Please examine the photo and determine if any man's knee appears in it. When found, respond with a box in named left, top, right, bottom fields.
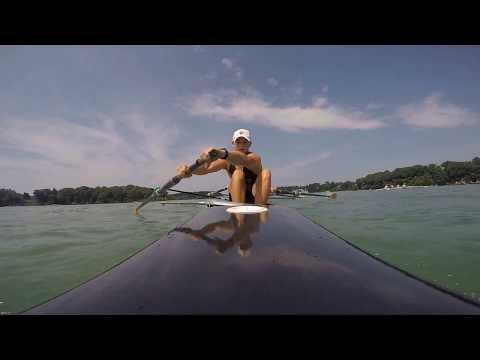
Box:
left=232, top=168, right=245, bottom=180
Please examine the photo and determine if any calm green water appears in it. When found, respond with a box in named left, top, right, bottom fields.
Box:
left=1, top=185, right=479, bottom=314
left=0, top=203, right=199, bottom=314
left=281, top=185, right=480, bottom=302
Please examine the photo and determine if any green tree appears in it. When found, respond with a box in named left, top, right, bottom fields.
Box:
left=33, top=189, right=50, bottom=205
left=441, top=161, right=472, bottom=182
left=97, top=189, right=113, bottom=203
left=0, top=189, right=25, bottom=206
left=57, top=188, right=75, bottom=205
left=47, top=189, right=57, bottom=205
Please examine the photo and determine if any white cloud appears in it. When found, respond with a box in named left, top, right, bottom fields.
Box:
left=221, top=58, right=234, bottom=69
left=267, top=77, right=279, bottom=87
left=0, top=114, right=185, bottom=193
left=0, top=111, right=242, bottom=193
left=189, top=92, right=386, bottom=132
left=398, top=92, right=477, bottom=128
left=221, top=57, right=244, bottom=79
left=321, top=85, right=329, bottom=93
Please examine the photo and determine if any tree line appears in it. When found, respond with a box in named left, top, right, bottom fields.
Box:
left=2, top=156, right=480, bottom=206
left=31, top=185, right=156, bottom=205
left=0, top=185, right=186, bottom=207
left=0, top=189, right=30, bottom=207
left=278, top=156, right=480, bottom=192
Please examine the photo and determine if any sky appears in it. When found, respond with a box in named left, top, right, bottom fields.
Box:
left=1, top=45, right=479, bottom=194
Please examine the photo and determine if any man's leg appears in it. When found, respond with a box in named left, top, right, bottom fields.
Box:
left=229, top=168, right=246, bottom=203
left=253, top=168, right=271, bottom=205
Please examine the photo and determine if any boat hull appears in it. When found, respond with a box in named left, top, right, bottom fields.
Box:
left=23, top=206, right=480, bottom=314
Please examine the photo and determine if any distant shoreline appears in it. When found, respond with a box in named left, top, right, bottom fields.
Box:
left=278, top=156, right=480, bottom=194
left=0, top=186, right=204, bottom=207
left=1, top=182, right=479, bottom=207
left=2, top=156, right=479, bottom=207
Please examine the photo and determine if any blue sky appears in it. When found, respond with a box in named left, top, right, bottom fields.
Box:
left=1, top=45, right=479, bottom=193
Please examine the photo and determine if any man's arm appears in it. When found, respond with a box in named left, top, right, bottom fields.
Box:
left=176, top=159, right=227, bottom=179
left=192, top=159, right=228, bottom=175
left=196, top=147, right=262, bottom=175
left=225, top=151, right=262, bottom=175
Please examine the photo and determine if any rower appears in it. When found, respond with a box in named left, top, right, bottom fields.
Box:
left=176, top=129, right=272, bottom=205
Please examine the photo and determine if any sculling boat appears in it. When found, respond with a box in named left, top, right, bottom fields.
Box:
left=23, top=202, right=480, bottom=314
left=21, top=150, right=480, bottom=314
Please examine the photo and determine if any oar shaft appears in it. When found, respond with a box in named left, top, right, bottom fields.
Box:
left=275, top=191, right=336, bottom=198
left=298, top=193, right=330, bottom=197
left=210, top=187, right=228, bottom=195
left=135, top=149, right=221, bottom=214
left=272, top=193, right=299, bottom=198
left=168, top=188, right=224, bottom=199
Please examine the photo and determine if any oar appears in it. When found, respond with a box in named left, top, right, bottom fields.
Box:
left=275, top=190, right=337, bottom=199
left=270, top=193, right=300, bottom=199
left=134, top=149, right=221, bottom=215
left=307, top=191, right=337, bottom=199
left=207, top=187, right=228, bottom=197
left=168, top=188, right=225, bottom=200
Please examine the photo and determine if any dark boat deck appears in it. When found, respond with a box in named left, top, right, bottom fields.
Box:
left=24, top=205, right=480, bottom=314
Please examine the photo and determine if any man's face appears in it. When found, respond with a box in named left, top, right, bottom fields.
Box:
left=233, top=137, right=251, bottom=153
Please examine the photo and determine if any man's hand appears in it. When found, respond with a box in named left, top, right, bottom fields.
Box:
left=176, top=164, right=192, bottom=178
left=200, top=147, right=226, bottom=165
left=200, top=147, right=215, bottom=165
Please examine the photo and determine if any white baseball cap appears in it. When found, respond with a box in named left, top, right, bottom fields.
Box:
left=232, top=129, right=251, bottom=143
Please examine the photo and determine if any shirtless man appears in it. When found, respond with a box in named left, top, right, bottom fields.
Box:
left=176, top=129, right=272, bottom=205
